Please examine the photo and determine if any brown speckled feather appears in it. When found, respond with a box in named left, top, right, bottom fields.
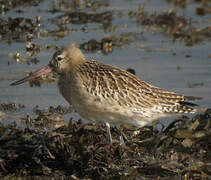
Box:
left=50, top=43, right=201, bottom=127
left=77, top=60, right=200, bottom=114
left=10, top=43, right=202, bottom=142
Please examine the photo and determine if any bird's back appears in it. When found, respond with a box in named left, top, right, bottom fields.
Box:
left=59, top=60, right=200, bottom=127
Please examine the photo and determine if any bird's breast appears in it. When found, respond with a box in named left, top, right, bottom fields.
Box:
left=58, top=74, right=98, bottom=110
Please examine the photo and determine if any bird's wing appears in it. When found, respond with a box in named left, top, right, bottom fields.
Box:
left=78, top=60, right=201, bottom=113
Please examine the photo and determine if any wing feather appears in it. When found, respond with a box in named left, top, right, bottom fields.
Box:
left=78, top=60, right=201, bottom=114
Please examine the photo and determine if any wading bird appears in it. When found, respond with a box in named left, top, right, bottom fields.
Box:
left=11, top=43, right=201, bottom=144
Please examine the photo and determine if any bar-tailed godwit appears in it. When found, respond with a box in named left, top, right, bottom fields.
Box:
left=11, top=43, right=201, bottom=144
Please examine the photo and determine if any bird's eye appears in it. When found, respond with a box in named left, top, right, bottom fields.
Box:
left=57, top=55, right=64, bottom=61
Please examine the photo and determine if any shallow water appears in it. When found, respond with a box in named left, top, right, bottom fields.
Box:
left=0, top=0, right=210, bottom=126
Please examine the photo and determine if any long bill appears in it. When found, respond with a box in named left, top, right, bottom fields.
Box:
left=10, top=66, right=52, bottom=86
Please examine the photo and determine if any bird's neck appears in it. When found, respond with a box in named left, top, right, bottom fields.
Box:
left=64, top=57, right=87, bottom=77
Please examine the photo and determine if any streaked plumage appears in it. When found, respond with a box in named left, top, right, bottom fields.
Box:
left=11, top=43, right=201, bottom=143
left=53, top=44, right=200, bottom=128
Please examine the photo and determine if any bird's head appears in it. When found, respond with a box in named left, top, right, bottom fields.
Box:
left=10, top=43, right=85, bottom=86
left=49, top=43, right=85, bottom=75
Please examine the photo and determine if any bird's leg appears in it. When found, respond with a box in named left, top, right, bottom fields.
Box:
left=115, top=125, right=128, bottom=145
left=105, top=122, right=113, bottom=144
left=121, top=131, right=128, bottom=144
left=119, top=134, right=124, bottom=145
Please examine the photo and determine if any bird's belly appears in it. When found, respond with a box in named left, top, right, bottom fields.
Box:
left=71, top=93, right=156, bottom=127
left=58, top=79, right=158, bottom=127
left=72, top=94, right=125, bottom=124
